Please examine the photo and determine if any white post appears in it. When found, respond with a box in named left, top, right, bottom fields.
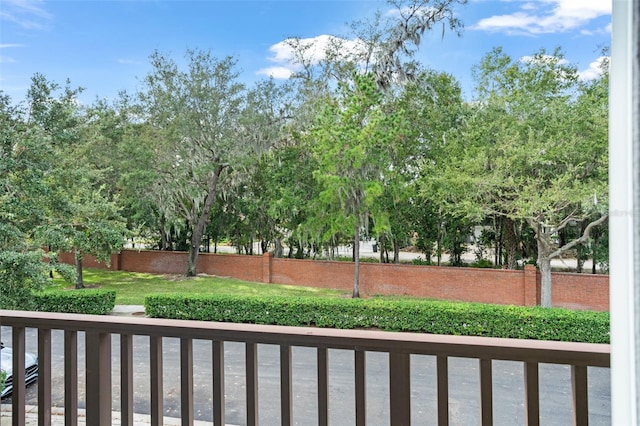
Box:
left=610, top=1, right=639, bottom=425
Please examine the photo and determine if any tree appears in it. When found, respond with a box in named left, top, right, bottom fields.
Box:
left=0, top=93, right=53, bottom=308
left=220, top=78, right=300, bottom=255
left=25, top=76, right=128, bottom=288
left=286, top=0, right=467, bottom=295
left=138, top=49, right=246, bottom=276
left=394, top=69, right=465, bottom=264
left=425, top=47, right=608, bottom=307
left=42, top=181, right=127, bottom=288
left=310, top=72, right=408, bottom=297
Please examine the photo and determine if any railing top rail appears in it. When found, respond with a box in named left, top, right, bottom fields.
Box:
left=0, top=310, right=610, bottom=367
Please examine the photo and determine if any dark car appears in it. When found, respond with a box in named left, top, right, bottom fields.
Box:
left=0, top=342, right=39, bottom=398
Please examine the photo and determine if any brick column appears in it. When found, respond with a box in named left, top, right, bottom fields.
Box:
left=111, top=252, right=122, bottom=271
left=523, top=264, right=538, bottom=306
left=262, top=252, right=272, bottom=283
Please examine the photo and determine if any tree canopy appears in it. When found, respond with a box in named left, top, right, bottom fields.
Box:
left=0, top=0, right=609, bottom=309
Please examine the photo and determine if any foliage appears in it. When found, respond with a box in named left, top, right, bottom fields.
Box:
left=32, top=289, right=116, bottom=315
left=470, top=258, right=494, bottom=268
left=0, top=0, right=609, bottom=310
left=145, top=294, right=609, bottom=343
left=136, top=49, right=252, bottom=276
left=0, top=86, right=59, bottom=306
left=307, top=72, right=408, bottom=296
left=0, top=370, right=5, bottom=394
left=422, top=47, right=609, bottom=306
left=0, top=250, right=50, bottom=310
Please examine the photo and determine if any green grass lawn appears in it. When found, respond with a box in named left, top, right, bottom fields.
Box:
left=49, top=268, right=348, bottom=305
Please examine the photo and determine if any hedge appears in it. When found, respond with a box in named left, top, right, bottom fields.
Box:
left=31, top=289, right=116, bottom=315
left=145, top=294, right=610, bottom=344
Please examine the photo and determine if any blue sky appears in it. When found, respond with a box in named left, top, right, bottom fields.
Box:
left=0, top=0, right=611, bottom=104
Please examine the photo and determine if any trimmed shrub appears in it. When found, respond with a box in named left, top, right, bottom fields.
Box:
left=145, top=294, right=609, bottom=344
left=32, top=290, right=116, bottom=315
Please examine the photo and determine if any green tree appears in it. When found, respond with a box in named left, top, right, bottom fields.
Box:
left=394, top=69, right=465, bottom=264
left=0, top=93, right=53, bottom=308
left=310, top=72, right=408, bottom=297
left=138, top=49, right=246, bottom=276
left=41, top=182, right=127, bottom=288
left=425, top=47, right=608, bottom=307
left=25, top=76, right=128, bottom=288
left=0, top=74, right=97, bottom=303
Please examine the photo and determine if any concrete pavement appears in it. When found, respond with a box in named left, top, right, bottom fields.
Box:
left=0, top=404, right=216, bottom=425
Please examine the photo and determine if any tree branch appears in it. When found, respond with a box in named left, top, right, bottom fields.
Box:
left=549, top=213, right=608, bottom=259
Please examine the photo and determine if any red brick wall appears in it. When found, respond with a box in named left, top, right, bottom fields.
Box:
left=120, top=250, right=186, bottom=274
left=550, top=272, right=609, bottom=311
left=61, top=250, right=609, bottom=311
left=57, top=251, right=121, bottom=270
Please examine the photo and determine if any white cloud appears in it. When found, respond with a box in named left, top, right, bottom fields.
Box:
left=472, top=0, right=611, bottom=35
left=0, top=0, right=51, bottom=30
left=266, top=40, right=296, bottom=64
left=258, top=35, right=370, bottom=80
left=256, top=66, right=294, bottom=79
left=578, top=56, right=608, bottom=81
left=0, top=44, right=23, bottom=64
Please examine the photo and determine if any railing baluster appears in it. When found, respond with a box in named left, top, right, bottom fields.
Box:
left=389, top=351, right=411, bottom=426
left=38, top=328, right=52, bottom=426
left=0, top=310, right=611, bottom=426
left=246, top=342, right=258, bottom=426
left=150, top=335, right=163, bottom=426
left=280, top=345, right=292, bottom=426
left=571, top=365, right=589, bottom=426
left=85, top=331, right=112, bottom=425
left=64, top=330, right=78, bottom=426
left=317, top=347, right=329, bottom=426
left=479, top=358, right=493, bottom=426
left=181, top=338, right=194, bottom=426
left=355, top=349, right=366, bottom=426
left=213, top=340, right=225, bottom=426
left=437, top=355, right=449, bottom=426
left=11, top=326, right=25, bottom=426
left=120, top=334, right=134, bottom=426
left=524, top=361, right=540, bottom=426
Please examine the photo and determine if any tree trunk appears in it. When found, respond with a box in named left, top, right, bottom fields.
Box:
left=538, top=253, right=552, bottom=308
left=533, top=227, right=553, bottom=308
left=159, top=221, right=168, bottom=250
left=353, top=224, right=360, bottom=298
left=75, top=251, right=84, bottom=289
left=187, top=167, right=224, bottom=277
left=530, top=214, right=608, bottom=307
left=576, top=254, right=585, bottom=273
left=591, top=231, right=599, bottom=274
left=532, top=225, right=558, bottom=308
left=274, top=239, right=284, bottom=258
left=392, top=238, right=400, bottom=264
left=503, top=217, right=518, bottom=269
left=436, top=223, right=443, bottom=266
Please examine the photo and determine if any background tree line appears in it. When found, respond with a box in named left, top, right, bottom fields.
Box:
left=0, top=0, right=608, bottom=306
